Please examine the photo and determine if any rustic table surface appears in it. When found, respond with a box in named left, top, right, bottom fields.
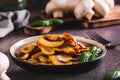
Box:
left=0, top=0, right=120, bottom=80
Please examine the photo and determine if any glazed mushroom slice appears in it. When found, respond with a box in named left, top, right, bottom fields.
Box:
left=15, top=52, right=29, bottom=60
left=31, top=52, right=43, bottom=63
left=49, top=55, right=65, bottom=65
left=49, top=55, right=72, bottom=65
left=40, top=46, right=55, bottom=55
left=20, top=44, right=35, bottom=54
left=38, top=55, right=51, bottom=63
left=55, top=54, right=79, bottom=62
left=62, top=32, right=80, bottom=52
left=46, top=34, right=59, bottom=41
left=37, top=36, right=64, bottom=48
left=53, top=46, right=76, bottom=54
left=16, top=44, right=35, bottom=60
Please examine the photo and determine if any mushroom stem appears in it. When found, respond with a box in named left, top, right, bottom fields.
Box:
left=0, top=71, right=10, bottom=80
left=53, top=10, right=64, bottom=18
left=85, top=9, right=95, bottom=20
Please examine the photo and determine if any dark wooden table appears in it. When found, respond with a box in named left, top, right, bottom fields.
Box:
left=0, top=1, right=120, bottom=80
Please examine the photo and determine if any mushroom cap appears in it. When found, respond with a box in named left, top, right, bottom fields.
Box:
left=94, top=0, right=110, bottom=17
left=74, top=0, right=94, bottom=20
left=0, top=52, right=9, bottom=73
left=45, top=0, right=67, bottom=15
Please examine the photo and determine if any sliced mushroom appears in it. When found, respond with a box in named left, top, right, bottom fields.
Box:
left=78, top=41, right=88, bottom=48
left=20, top=44, right=35, bottom=54
left=31, top=52, right=43, bottom=63
left=53, top=46, right=76, bottom=54
left=17, top=52, right=29, bottom=60
left=40, top=46, right=55, bottom=55
left=38, top=36, right=64, bottom=47
left=49, top=55, right=64, bottom=65
left=46, top=34, right=59, bottom=41
left=56, top=55, right=78, bottom=62
left=38, top=56, right=51, bottom=63
left=62, top=33, right=80, bottom=52
left=49, top=55, right=73, bottom=65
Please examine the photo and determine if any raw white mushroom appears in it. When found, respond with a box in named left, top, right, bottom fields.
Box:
left=93, top=0, right=110, bottom=17
left=0, top=52, right=10, bottom=80
left=45, top=0, right=115, bottom=20
left=74, top=0, right=95, bottom=20
left=45, top=0, right=67, bottom=18
left=66, top=0, right=80, bottom=12
left=104, top=0, right=115, bottom=9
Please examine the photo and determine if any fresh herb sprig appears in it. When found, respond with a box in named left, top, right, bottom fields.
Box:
left=31, top=18, right=64, bottom=27
left=80, top=46, right=102, bottom=63
left=103, top=68, right=120, bottom=80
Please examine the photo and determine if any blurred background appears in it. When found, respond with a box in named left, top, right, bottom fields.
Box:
left=26, top=0, right=120, bottom=10
left=0, top=0, right=119, bottom=12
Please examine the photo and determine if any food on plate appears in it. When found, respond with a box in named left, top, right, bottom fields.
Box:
left=37, top=35, right=64, bottom=48
left=15, top=33, right=102, bottom=65
left=45, top=0, right=115, bottom=20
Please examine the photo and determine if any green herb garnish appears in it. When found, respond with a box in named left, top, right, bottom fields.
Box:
left=80, top=46, right=102, bottom=63
left=31, top=18, right=64, bottom=27
left=103, top=69, right=120, bottom=80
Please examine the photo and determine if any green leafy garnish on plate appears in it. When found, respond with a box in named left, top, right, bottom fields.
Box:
left=80, top=46, right=102, bottom=63
left=80, top=51, right=93, bottom=63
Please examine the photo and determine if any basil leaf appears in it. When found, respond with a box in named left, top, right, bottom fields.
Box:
left=80, top=46, right=102, bottom=63
left=89, top=46, right=102, bottom=57
left=80, top=51, right=92, bottom=63
left=31, top=18, right=64, bottom=27
left=31, top=20, right=52, bottom=26
left=51, top=18, right=64, bottom=25
left=103, top=71, right=120, bottom=80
